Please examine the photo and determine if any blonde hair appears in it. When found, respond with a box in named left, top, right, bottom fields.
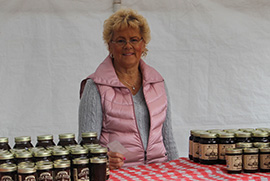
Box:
left=103, top=8, right=151, bottom=56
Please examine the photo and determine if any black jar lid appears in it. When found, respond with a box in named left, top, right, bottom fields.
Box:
left=37, top=134, right=53, bottom=141
left=0, top=163, right=17, bottom=172
left=82, top=132, right=97, bottom=138
left=0, top=137, right=8, bottom=143
left=59, top=133, right=75, bottom=139
left=225, top=148, right=242, bottom=154
left=218, top=132, right=235, bottom=138
left=15, top=136, right=31, bottom=143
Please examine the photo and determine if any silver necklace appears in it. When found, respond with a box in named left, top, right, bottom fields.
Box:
left=124, top=80, right=136, bottom=90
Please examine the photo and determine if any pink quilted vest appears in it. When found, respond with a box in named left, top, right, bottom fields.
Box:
left=80, top=56, right=168, bottom=167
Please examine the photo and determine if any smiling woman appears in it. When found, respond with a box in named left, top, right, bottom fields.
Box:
left=79, top=8, right=179, bottom=170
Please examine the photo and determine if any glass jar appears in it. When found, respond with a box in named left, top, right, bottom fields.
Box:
left=34, top=149, right=52, bottom=162
left=36, top=134, right=56, bottom=148
left=225, top=148, right=242, bottom=174
left=0, top=163, right=17, bottom=181
left=235, top=132, right=252, bottom=143
left=218, top=132, right=235, bottom=164
left=199, top=133, right=218, bottom=165
left=72, top=158, right=89, bottom=180
left=90, top=147, right=108, bottom=159
left=13, top=136, right=33, bottom=150
left=52, top=148, right=70, bottom=162
left=57, top=133, right=77, bottom=147
left=90, top=157, right=107, bottom=181
left=15, top=150, right=33, bottom=164
left=71, top=147, right=88, bottom=160
left=243, top=147, right=259, bottom=173
left=36, top=161, right=53, bottom=181
left=17, top=162, right=37, bottom=181
left=54, top=160, right=71, bottom=181
left=0, top=137, right=11, bottom=151
left=192, top=131, right=202, bottom=163
left=259, top=147, right=270, bottom=172
left=80, top=132, right=99, bottom=146
left=188, top=130, right=194, bottom=160
left=0, top=151, right=15, bottom=165
left=251, top=131, right=269, bottom=143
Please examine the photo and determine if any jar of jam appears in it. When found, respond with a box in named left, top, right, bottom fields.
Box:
left=192, top=131, right=203, bottom=163
left=57, top=133, right=77, bottom=147
left=80, top=132, right=99, bottom=146
left=52, top=148, right=70, bottom=162
left=0, top=163, right=17, bottom=181
left=243, top=147, right=259, bottom=173
left=15, top=150, right=33, bottom=164
left=54, top=160, right=71, bottom=181
left=72, top=158, right=89, bottom=180
left=36, top=134, right=56, bottom=148
left=199, top=132, right=218, bottom=165
left=90, top=147, right=108, bottom=159
left=0, top=137, right=11, bottom=151
left=90, top=157, right=107, bottom=181
left=83, top=144, right=101, bottom=158
left=36, top=161, right=53, bottom=181
left=17, top=162, right=37, bottom=181
left=235, top=132, right=252, bottom=143
left=13, top=136, right=33, bottom=150
left=253, top=142, right=270, bottom=148
left=259, top=147, right=270, bottom=172
left=34, top=149, right=52, bottom=162
left=225, top=148, right=242, bottom=174
left=188, top=130, right=194, bottom=160
left=0, top=151, right=15, bottom=164
left=235, top=142, right=253, bottom=149
left=71, top=147, right=88, bottom=160
left=218, top=132, right=235, bottom=164
left=251, top=131, right=269, bottom=143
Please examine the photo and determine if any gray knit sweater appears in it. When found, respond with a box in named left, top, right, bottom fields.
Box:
left=78, top=79, right=179, bottom=161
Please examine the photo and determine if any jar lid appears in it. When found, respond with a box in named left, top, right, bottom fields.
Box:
left=260, top=147, right=270, bottom=153
left=0, top=137, right=8, bottom=143
left=235, top=131, right=251, bottom=138
left=193, top=131, right=207, bottom=137
left=199, top=133, right=217, bottom=138
left=34, top=150, right=52, bottom=157
left=190, top=130, right=205, bottom=135
left=65, top=145, right=83, bottom=151
left=46, top=145, right=63, bottom=151
left=52, top=149, right=69, bottom=156
left=36, top=161, right=53, bottom=170
left=207, top=129, right=223, bottom=134
left=225, top=148, right=242, bottom=154
left=72, top=158, right=89, bottom=165
left=37, top=134, right=53, bottom=141
left=236, top=142, right=253, bottom=148
left=83, top=144, right=100, bottom=150
left=59, top=133, right=75, bottom=139
left=71, top=147, right=88, bottom=155
left=251, top=131, right=268, bottom=137
left=10, top=148, right=26, bottom=154
left=15, top=151, right=33, bottom=158
left=253, top=142, right=270, bottom=148
left=90, top=157, right=107, bottom=164
left=223, top=129, right=238, bottom=133
left=18, top=164, right=36, bottom=174
left=53, top=160, right=70, bottom=168
left=82, top=132, right=97, bottom=138
left=0, top=151, right=14, bottom=160
left=0, top=163, right=17, bottom=172
left=91, top=147, right=108, bottom=154
left=243, top=147, right=258, bottom=153
left=218, top=132, right=235, bottom=138
left=15, top=136, right=31, bottom=142
left=255, top=128, right=270, bottom=132
left=239, top=128, right=254, bottom=132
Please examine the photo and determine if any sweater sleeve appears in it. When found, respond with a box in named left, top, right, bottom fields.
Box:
left=78, top=79, right=103, bottom=142
left=162, top=83, right=179, bottom=161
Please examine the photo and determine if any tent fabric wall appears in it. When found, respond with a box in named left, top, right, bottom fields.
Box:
left=1, top=0, right=270, bottom=157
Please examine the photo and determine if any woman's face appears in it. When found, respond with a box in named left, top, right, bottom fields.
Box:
left=109, top=27, right=145, bottom=70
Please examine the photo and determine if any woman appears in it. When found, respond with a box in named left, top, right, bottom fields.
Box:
left=79, top=8, right=178, bottom=169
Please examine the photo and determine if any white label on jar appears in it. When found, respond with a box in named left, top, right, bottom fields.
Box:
left=218, top=144, right=235, bottom=160
left=226, top=155, right=242, bottom=171
left=189, top=140, right=193, bottom=156
left=192, top=142, right=199, bottom=158
left=243, top=154, right=258, bottom=170
left=1, top=176, right=13, bottom=181
left=199, top=144, right=218, bottom=160
left=260, top=154, right=270, bottom=169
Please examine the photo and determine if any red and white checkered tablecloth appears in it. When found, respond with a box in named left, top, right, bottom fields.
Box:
left=109, top=157, right=270, bottom=181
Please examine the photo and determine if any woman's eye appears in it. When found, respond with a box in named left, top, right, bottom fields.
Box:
left=117, top=40, right=126, bottom=43
left=131, top=39, right=139, bottom=43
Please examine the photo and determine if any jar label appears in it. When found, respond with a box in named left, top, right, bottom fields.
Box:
left=243, top=154, right=258, bottom=170
left=260, top=154, right=270, bottom=169
left=18, top=175, right=36, bottom=181
left=192, top=142, right=199, bottom=158
left=1, top=176, right=13, bottom=181
left=218, top=144, right=235, bottom=160
left=226, top=155, right=242, bottom=171
left=189, top=140, right=193, bottom=156
left=199, top=144, right=218, bottom=160
left=38, top=172, right=53, bottom=181
left=55, top=171, right=70, bottom=181
left=73, top=167, right=89, bottom=180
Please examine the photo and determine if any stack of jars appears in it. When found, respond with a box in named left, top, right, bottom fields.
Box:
left=0, top=132, right=109, bottom=181
left=188, top=128, right=270, bottom=174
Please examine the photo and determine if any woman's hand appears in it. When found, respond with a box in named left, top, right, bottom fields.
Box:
left=108, top=151, right=125, bottom=170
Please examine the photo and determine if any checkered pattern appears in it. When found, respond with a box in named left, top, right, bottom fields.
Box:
left=109, top=157, right=270, bottom=180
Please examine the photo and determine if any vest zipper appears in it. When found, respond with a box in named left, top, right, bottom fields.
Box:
left=144, top=151, right=147, bottom=164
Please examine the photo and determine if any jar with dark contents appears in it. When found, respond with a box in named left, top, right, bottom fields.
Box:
left=0, top=137, right=11, bottom=151
left=235, top=142, right=253, bottom=149
left=90, top=147, right=109, bottom=180
left=192, top=131, right=202, bottom=163
left=199, top=132, right=218, bottom=165
left=243, top=147, right=259, bottom=173
left=13, top=136, right=33, bottom=150
left=0, top=151, right=15, bottom=164
left=52, top=149, right=70, bottom=162
left=259, top=147, right=270, bottom=172
left=0, top=163, right=17, bottom=181
left=34, top=149, right=52, bottom=162
left=17, top=162, right=37, bottom=181
left=36, top=161, right=53, bottom=181
left=225, top=148, right=242, bottom=174
left=15, top=150, right=33, bottom=165
left=90, top=157, right=107, bottom=181
left=36, top=135, right=56, bottom=148
left=217, top=132, right=235, bottom=164
left=80, top=132, right=99, bottom=146
left=72, top=158, right=89, bottom=180
left=54, top=160, right=71, bottom=181
left=251, top=131, right=269, bottom=143
left=235, top=132, right=252, bottom=143
left=57, top=133, right=77, bottom=147
left=71, top=147, right=88, bottom=160
left=188, top=130, right=194, bottom=160
left=83, top=144, right=100, bottom=158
